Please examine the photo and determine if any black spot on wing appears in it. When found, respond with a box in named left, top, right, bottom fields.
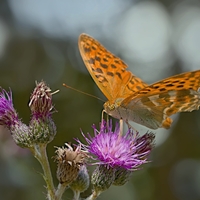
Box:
left=177, top=85, right=184, bottom=88
left=107, top=72, right=114, bottom=77
left=93, top=67, right=103, bottom=74
left=172, top=80, right=180, bottom=83
left=159, top=88, right=166, bottom=91
left=152, top=85, right=160, bottom=89
left=114, top=60, right=120, bottom=64
left=87, top=58, right=95, bottom=64
left=95, top=74, right=108, bottom=83
left=180, top=81, right=186, bottom=84
left=84, top=47, right=91, bottom=53
left=116, top=72, right=122, bottom=80
left=136, top=85, right=142, bottom=90
left=100, top=63, right=108, bottom=69
left=111, top=64, right=117, bottom=68
left=92, top=46, right=97, bottom=50
left=166, top=84, right=174, bottom=87
left=106, top=54, right=112, bottom=59
left=103, top=58, right=109, bottom=62
left=95, top=56, right=101, bottom=62
left=130, top=79, right=135, bottom=84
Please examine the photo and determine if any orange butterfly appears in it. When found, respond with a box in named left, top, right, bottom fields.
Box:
left=78, top=33, right=200, bottom=129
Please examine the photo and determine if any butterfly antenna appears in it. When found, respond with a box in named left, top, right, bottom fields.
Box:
left=63, top=83, right=105, bottom=102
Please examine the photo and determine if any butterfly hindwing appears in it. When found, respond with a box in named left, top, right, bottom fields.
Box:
left=121, top=70, right=200, bottom=129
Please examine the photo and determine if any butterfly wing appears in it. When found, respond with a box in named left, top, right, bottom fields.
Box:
left=120, top=70, right=200, bottom=129
left=78, top=34, right=148, bottom=103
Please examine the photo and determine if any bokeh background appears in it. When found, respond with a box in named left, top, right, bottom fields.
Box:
left=0, top=0, right=200, bottom=200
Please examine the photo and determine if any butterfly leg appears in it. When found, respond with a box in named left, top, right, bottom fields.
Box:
left=101, top=109, right=107, bottom=122
left=119, top=119, right=123, bottom=136
left=101, top=109, right=104, bottom=121
left=102, top=109, right=110, bottom=130
left=119, top=119, right=139, bottom=136
left=125, top=119, right=138, bottom=133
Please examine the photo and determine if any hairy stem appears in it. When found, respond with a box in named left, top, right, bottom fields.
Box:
left=32, top=144, right=55, bottom=200
left=55, top=183, right=68, bottom=200
left=86, top=190, right=101, bottom=200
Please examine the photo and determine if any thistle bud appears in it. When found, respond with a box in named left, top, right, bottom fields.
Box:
left=91, top=165, right=115, bottom=193
left=54, top=144, right=87, bottom=185
left=112, top=167, right=132, bottom=186
left=70, top=165, right=89, bottom=193
left=29, top=81, right=57, bottom=144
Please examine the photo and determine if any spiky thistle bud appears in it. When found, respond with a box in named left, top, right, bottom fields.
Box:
left=54, top=143, right=88, bottom=185
left=91, top=164, right=115, bottom=193
left=70, top=165, right=89, bottom=193
left=29, top=81, right=57, bottom=144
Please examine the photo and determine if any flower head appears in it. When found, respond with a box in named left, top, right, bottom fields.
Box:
left=80, top=120, right=155, bottom=170
left=0, top=89, right=19, bottom=128
left=79, top=120, right=155, bottom=193
left=0, top=89, right=31, bottom=148
left=54, top=143, right=88, bottom=185
left=29, top=81, right=56, bottom=119
left=28, top=81, right=58, bottom=144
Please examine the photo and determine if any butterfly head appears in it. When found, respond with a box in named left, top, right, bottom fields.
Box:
left=103, top=99, right=124, bottom=120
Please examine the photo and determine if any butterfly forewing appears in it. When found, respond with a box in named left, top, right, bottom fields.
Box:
left=78, top=34, right=148, bottom=103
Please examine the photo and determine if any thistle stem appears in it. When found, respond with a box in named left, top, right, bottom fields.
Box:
left=73, top=191, right=80, bottom=200
left=86, top=190, right=101, bottom=200
left=32, top=144, right=55, bottom=200
left=55, top=183, right=68, bottom=200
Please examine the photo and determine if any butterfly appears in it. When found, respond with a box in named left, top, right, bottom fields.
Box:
left=78, top=33, right=200, bottom=129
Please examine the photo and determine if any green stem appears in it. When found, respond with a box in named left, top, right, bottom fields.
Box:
left=85, top=190, right=101, bottom=200
left=32, top=144, right=55, bottom=200
left=73, top=190, right=80, bottom=200
left=55, top=183, right=68, bottom=200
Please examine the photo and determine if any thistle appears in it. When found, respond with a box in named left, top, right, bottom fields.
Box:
left=55, top=143, right=88, bottom=185
left=29, top=81, right=57, bottom=144
left=54, top=143, right=88, bottom=199
left=0, top=89, right=30, bottom=147
left=78, top=120, right=155, bottom=198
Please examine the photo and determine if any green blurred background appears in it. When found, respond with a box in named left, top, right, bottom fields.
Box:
left=0, top=0, right=200, bottom=200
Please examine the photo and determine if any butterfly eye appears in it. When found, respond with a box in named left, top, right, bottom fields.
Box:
left=108, top=104, right=115, bottom=110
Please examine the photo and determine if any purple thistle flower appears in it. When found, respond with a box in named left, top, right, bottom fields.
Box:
left=0, top=89, right=19, bottom=128
left=80, top=120, right=155, bottom=170
left=0, top=89, right=31, bottom=148
left=79, top=120, right=155, bottom=194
